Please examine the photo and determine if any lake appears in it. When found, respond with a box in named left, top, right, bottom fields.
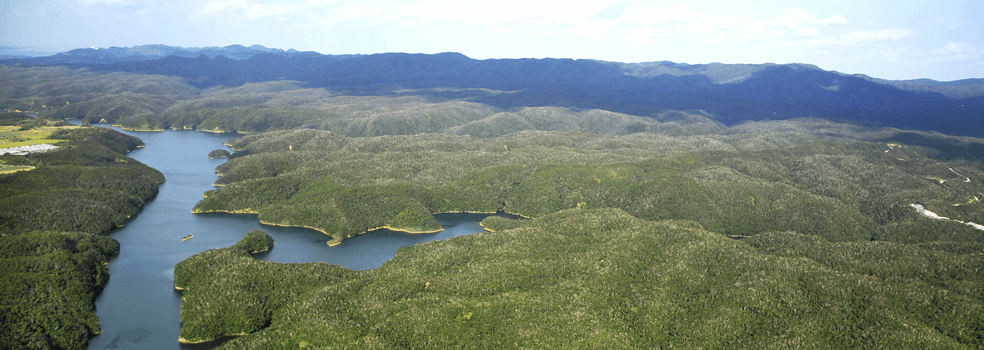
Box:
left=77, top=124, right=506, bottom=349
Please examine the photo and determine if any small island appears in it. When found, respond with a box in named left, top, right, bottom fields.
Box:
left=207, top=149, right=231, bottom=159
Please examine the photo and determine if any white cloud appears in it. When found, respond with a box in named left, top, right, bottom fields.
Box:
left=795, top=26, right=818, bottom=36
left=570, top=18, right=617, bottom=39
left=616, top=3, right=705, bottom=25
left=487, top=26, right=519, bottom=33
left=814, top=15, right=846, bottom=25
left=80, top=0, right=128, bottom=5
left=843, top=29, right=914, bottom=43
left=926, top=42, right=980, bottom=63
left=768, top=8, right=846, bottom=27
left=930, top=42, right=975, bottom=55
left=192, top=0, right=341, bottom=21
left=387, top=0, right=614, bottom=26
left=729, top=30, right=784, bottom=43
left=245, top=3, right=297, bottom=19
left=621, top=26, right=671, bottom=45
left=199, top=0, right=247, bottom=15
left=768, top=8, right=812, bottom=27
left=528, top=30, right=557, bottom=37
left=335, top=5, right=390, bottom=21
left=616, top=5, right=843, bottom=46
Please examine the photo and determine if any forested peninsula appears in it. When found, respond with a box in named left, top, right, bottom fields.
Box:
left=0, top=117, right=164, bottom=350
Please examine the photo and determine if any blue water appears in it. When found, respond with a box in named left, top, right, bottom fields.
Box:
left=76, top=123, right=504, bottom=349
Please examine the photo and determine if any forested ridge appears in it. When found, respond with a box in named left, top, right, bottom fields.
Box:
left=3, top=57, right=983, bottom=137
left=0, top=119, right=165, bottom=350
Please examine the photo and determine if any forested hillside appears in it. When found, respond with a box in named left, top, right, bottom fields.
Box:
left=195, top=120, right=984, bottom=245
left=0, top=119, right=165, bottom=350
left=0, top=125, right=165, bottom=234
left=174, top=110, right=984, bottom=348
left=175, top=209, right=984, bottom=348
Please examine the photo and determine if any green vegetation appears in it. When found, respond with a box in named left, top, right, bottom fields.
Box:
left=175, top=209, right=984, bottom=348
left=0, top=111, right=33, bottom=125
left=232, top=230, right=275, bottom=253
left=5, top=63, right=984, bottom=348
left=1, top=66, right=722, bottom=136
left=194, top=125, right=984, bottom=245
left=208, top=149, right=231, bottom=159
left=0, top=123, right=164, bottom=350
left=175, top=111, right=984, bottom=348
left=0, top=231, right=119, bottom=350
left=174, top=230, right=354, bottom=343
left=1, top=126, right=165, bottom=235
left=0, top=166, right=33, bottom=174
left=0, top=120, right=74, bottom=149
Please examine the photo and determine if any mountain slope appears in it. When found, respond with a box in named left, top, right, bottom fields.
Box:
left=3, top=47, right=982, bottom=137
left=64, top=52, right=979, bottom=137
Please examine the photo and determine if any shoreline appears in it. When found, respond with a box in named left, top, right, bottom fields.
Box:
left=192, top=208, right=531, bottom=246
left=178, top=333, right=247, bottom=344
left=113, top=124, right=166, bottom=132
left=73, top=120, right=244, bottom=135
left=439, top=209, right=532, bottom=219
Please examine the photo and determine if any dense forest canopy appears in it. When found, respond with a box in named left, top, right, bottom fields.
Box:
left=175, top=209, right=984, bottom=348
left=177, top=85, right=983, bottom=347
left=194, top=120, right=984, bottom=245
left=1, top=48, right=982, bottom=348
left=0, top=118, right=165, bottom=350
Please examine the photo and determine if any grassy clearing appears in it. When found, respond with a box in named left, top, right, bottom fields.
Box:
left=0, top=166, right=35, bottom=174
left=0, top=124, right=78, bottom=149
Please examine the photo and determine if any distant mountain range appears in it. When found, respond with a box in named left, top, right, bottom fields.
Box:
left=0, top=44, right=352, bottom=64
left=3, top=44, right=982, bottom=137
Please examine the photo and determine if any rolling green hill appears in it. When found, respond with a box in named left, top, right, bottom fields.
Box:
left=194, top=121, right=984, bottom=245
left=175, top=208, right=984, bottom=348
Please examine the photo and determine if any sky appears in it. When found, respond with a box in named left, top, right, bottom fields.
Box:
left=2, top=0, right=982, bottom=81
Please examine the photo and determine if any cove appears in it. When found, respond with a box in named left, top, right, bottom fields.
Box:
left=77, top=123, right=506, bottom=350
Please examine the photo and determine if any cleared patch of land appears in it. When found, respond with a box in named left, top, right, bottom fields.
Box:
left=0, top=166, right=35, bottom=174
left=0, top=124, right=76, bottom=149
left=0, top=123, right=81, bottom=173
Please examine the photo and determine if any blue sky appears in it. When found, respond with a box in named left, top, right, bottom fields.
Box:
left=2, top=0, right=982, bottom=81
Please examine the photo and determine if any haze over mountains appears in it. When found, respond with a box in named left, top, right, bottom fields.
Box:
left=1, top=44, right=334, bottom=64
left=2, top=44, right=982, bottom=138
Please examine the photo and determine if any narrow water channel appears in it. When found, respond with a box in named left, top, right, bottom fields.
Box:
left=79, top=124, right=502, bottom=349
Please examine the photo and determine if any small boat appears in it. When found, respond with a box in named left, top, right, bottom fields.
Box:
left=182, top=234, right=193, bottom=241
